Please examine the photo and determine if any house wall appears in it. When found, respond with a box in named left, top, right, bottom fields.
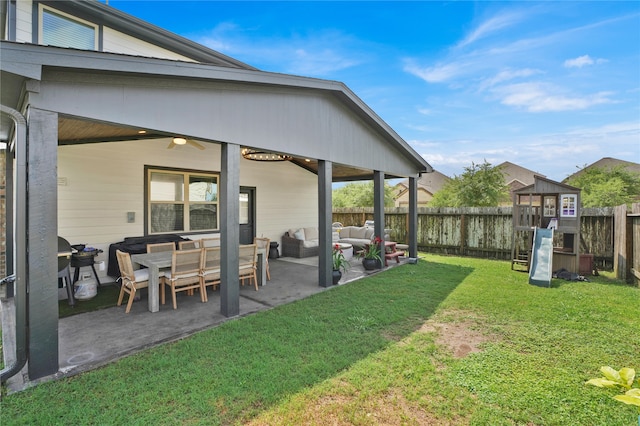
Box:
left=12, top=1, right=194, bottom=62
left=14, top=0, right=31, bottom=42
left=395, top=188, right=432, bottom=208
left=102, top=27, right=195, bottom=62
left=58, top=138, right=318, bottom=281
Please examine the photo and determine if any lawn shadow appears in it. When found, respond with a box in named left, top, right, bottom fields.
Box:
left=4, top=259, right=473, bottom=424
left=156, top=258, right=474, bottom=423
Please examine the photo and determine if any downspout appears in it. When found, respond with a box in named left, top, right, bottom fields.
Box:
left=0, top=104, right=28, bottom=383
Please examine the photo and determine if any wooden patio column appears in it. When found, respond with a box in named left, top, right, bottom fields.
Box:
left=26, top=107, right=59, bottom=379
left=220, top=143, right=240, bottom=317
left=408, top=176, right=418, bottom=258
left=318, top=160, right=332, bottom=287
left=373, top=170, right=385, bottom=249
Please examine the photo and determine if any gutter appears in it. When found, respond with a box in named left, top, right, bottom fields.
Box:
left=0, top=104, right=27, bottom=383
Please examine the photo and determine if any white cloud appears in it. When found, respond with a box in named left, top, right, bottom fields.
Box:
left=564, top=55, right=594, bottom=68
left=494, top=82, right=614, bottom=112
left=194, top=26, right=367, bottom=77
left=457, top=11, right=526, bottom=48
left=479, top=68, right=543, bottom=91
left=403, top=61, right=468, bottom=83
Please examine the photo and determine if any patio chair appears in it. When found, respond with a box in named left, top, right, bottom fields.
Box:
left=178, top=240, right=200, bottom=250
left=201, top=237, right=220, bottom=248
left=253, top=237, right=271, bottom=280
left=165, top=248, right=206, bottom=309
left=146, top=242, right=175, bottom=253
left=199, top=246, right=221, bottom=301
left=239, top=244, right=258, bottom=291
left=116, top=249, right=165, bottom=313
left=146, top=242, right=174, bottom=286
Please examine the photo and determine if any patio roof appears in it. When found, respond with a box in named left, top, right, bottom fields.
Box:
left=1, top=41, right=431, bottom=180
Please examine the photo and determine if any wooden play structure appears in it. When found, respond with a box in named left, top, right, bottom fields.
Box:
left=511, top=176, right=583, bottom=280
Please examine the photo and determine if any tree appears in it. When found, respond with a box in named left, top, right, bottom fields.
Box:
left=430, top=160, right=509, bottom=207
left=566, top=165, right=640, bottom=207
left=332, top=181, right=395, bottom=208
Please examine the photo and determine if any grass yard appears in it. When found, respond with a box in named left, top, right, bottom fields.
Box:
left=1, top=254, right=638, bottom=425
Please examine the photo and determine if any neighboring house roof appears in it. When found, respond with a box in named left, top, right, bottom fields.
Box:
left=394, top=170, right=451, bottom=198
left=36, top=0, right=256, bottom=69
left=497, top=161, right=544, bottom=187
left=562, top=157, right=640, bottom=183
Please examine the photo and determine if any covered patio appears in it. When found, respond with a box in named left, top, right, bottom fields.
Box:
left=1, top=41, right=429, bottom=386
left=2, top=255, right=407, bottom=392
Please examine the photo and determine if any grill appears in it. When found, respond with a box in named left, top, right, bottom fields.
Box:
left=70, top=245, right=103, bottom=285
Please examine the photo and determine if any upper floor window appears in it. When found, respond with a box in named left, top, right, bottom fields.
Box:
left=147, top=168, right=219, bottom=234
left=39, top=5, right=97, bottom=50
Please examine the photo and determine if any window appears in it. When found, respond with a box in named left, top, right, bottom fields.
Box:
left=40, top=5, right=97, bottom=50
left=560, top=194, right=577, bottom=218
left=148, top=169, right=219, bottom=234
left=543, top=196, right=556, bottom=217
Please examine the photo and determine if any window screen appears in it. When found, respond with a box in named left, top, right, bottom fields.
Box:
left=41, top=8, right=96, bottom=50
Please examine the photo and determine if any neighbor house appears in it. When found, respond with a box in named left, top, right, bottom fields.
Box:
left=497, top=161, right=545, bottom=204
left=0, top=0, right=431, bottom=383
left=393, top=170, right=451, bottom=207
left=562, top=157, right=640, bottom=183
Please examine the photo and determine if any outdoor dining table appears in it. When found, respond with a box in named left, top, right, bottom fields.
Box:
left=131, top=246, right=267, bottom=313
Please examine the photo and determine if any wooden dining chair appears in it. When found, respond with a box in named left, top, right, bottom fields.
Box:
left=115, top=250, right=165, bottom=313
left=146, top=242, right=175, bottom=253
left=200, top=237, right=220, bottom=248
left=178, top=240, right=200, bottom=250
left=146, top=242, right=174, bottom=286
left=199, top=246, right=221, bottom=302
left=239, top=244, right=258, bottom=291
left=165, top=248, right=206, bottom=309
left=253, top=237, right=271, bottom=280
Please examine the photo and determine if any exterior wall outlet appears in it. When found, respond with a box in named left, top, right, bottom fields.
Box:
left=127, top=212, right=135, bottom=223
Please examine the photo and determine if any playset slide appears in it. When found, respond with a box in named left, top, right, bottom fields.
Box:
left=528, top=227, right=554, bottom=287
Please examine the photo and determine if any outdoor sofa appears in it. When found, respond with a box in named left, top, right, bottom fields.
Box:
left=281, top=226, right=388, bottom=258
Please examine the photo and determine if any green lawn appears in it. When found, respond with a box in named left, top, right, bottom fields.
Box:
left=2, top=254, right=638, bottom=425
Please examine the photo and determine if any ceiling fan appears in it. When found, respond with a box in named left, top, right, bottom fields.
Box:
left=167, top=137, right=205, bottom=150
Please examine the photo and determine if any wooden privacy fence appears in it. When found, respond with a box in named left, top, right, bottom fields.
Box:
left=333, top=206, right=619, bottom=269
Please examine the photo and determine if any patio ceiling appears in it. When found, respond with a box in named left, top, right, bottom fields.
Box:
left=57, top=115, right=382, bottom=181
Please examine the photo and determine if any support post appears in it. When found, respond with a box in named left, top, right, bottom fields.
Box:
left=408, top=176, right=418, bottom=258
left=220, top=143, right=240, bottom=317
left=318, top=160, right=332, bottom=287
left=373, top=171, right=385, bottom=266
left=26, top=108, right=59, bottom=380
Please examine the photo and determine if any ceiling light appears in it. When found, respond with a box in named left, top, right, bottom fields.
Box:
left=173, top=137, right=187, bottom=145
left=241, top=148, right=292, bottom=161
left=137, top=130, right=147, bottom=134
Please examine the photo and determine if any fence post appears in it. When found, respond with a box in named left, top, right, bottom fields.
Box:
left=613, top=204, right=631, bottom=282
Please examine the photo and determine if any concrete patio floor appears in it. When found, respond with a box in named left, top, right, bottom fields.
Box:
left=2, top=255, right=406, bottom=392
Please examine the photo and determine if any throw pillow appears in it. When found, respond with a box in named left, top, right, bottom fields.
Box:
left=294, top=229, right=306, bottom=240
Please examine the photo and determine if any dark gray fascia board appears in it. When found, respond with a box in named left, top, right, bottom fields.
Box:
left=1, top=41, right=431, bottom=173
left=38, top=0, right=256, bottom=70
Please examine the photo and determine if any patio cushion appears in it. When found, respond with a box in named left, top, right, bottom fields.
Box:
left=304, top=227, right=319, bottom=241
left=351, top=227, right=368, bottom=239
left=303, top=239, right=319, bottom=248
left=133, top=269, right=150, bottom=282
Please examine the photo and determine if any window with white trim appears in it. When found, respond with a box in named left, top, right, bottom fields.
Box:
left=148, top=169, right=219, bottom=234
left=560, top=194, right=577, bottom=218
left=39, top=5, right=97, bottom=50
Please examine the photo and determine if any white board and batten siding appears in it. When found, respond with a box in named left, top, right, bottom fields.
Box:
left=13, top=0, right=32, bottom=43
left=102, top=28, right=196, bottom=62
left=13, top=1, right=196, bottom=63
left=58, top=139, right=318, bottom=280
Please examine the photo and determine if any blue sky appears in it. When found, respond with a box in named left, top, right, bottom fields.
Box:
left=108, top=1, right=640, bottom=181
